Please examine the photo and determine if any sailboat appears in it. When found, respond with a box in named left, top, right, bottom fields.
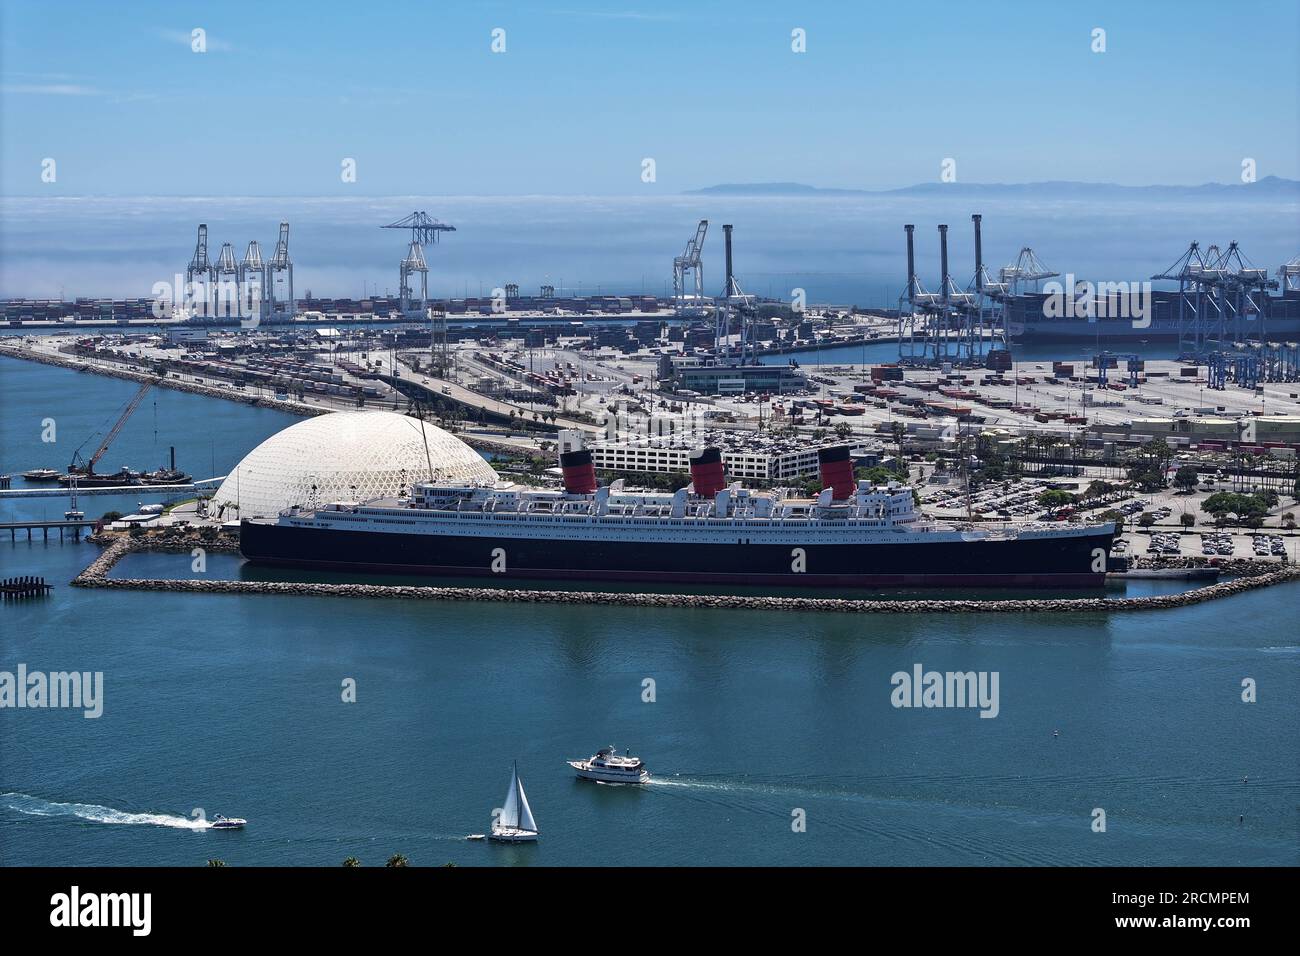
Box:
left=489, top=761, right=539, bottom=843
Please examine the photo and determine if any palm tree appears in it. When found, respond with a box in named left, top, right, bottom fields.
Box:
left=889, top=420, right=906, bottom=467
left=385, top=853, right=409, bottom=868
left=342, top=857, right=361, bottom=867
left=205, top=859, right=227, bottom=867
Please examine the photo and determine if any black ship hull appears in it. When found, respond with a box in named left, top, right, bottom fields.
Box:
left=239, top=520, right=1115, bottom=589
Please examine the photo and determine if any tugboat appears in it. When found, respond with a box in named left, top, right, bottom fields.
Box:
left=209, top=815, right=246, bottom=830
left=489, top=762, right=539, bottom=843
left=21, top=468, right=61, bottom=482
left=568, top=746, right=650, bottom=784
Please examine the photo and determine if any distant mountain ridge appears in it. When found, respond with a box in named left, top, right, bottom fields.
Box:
left=686, top=177, right=1299, bottom=198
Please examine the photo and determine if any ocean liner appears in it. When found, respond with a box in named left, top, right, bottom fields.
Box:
left=239, top=445, right=1117, bottom=589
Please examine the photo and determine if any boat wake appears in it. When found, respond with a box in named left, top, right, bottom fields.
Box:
left=0, top=792, right=212, bottom=831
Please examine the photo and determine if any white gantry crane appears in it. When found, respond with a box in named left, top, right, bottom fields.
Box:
left=383, top=213, right=456, bottom=316
left=185, top=224, right=213, bottom=317
left=999, top=246, right=1059, bottom=296
left=266, top=221, right=293, bottom=319
left=240, top=240, right=265, bottom=319
left=672, top=219, right=708, bottom=316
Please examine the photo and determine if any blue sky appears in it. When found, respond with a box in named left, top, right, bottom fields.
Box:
left=2, top=0, right=1297, bottom=196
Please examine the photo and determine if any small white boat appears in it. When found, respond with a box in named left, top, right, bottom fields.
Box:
left=209, top=815, right=246, bottom=830
left=567, top=746, right=650, bottom=784
left=489, top=762, right=538, bottom=843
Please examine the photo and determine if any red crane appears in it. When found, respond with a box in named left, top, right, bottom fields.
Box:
left=69, top=382, right=152, bottom=476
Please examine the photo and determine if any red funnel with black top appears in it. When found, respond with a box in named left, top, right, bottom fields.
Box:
left=689, top=447, right=726, bottom=497
left=559, top=448, right=597, bottom=494
left=817, top=446, right=856, bottom=500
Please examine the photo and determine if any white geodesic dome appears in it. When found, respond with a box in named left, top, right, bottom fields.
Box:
left=211, top=411, right=498, bottom=520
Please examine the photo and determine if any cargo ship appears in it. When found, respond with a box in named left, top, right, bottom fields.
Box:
left=1006, top=289, right=1300, bottom=344
left=239, top=446, right=1117, bottom=589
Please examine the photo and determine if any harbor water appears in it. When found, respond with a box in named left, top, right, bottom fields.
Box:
left=1, top=357, right=1296, bottom=866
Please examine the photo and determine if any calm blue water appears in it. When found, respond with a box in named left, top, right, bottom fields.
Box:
left=1, top=357, right=1297, bottom=867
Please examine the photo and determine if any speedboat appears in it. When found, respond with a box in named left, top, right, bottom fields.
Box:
left=209, top=815, right=246, bottom=830
left=567, top=746, right=650, bottom=784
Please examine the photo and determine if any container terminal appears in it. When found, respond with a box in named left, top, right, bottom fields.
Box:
left=2, top=212, right=1297, bottom=572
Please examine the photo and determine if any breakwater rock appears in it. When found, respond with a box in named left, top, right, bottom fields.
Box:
left=71, top=535, right=1300, bottom=614
left=0, top=342, right=330, bottom=419
left=1133, top=555, right=1287, bottom=578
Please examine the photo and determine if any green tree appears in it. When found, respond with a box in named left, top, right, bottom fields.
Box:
left=1137, top=512, right=1157, bottom=528
left=890, top=421, right=906, bottom=467
left=1126, top=463, right=1166, bottom=493
left=859, top=466, right=906, bottom=486
left=1147, top=438, right=1173, bottom=470
left=1085, top=480, right=1115, bottom=499
left=1202, top=491, right=1268, bottom=520
left=1037, top=489, right=1075, bottom=509
left=1173, top=465, right=1200, bottom=493
left=1180, top=512, right=1196, bottom=529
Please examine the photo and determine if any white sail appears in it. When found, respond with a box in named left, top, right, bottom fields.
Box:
left=515, top=774, right=537, bottom=834
left=499, top=764, right=520, bottom=829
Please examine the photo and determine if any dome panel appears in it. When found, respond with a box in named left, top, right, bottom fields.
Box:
left=212, top=411, right=497, bottom=519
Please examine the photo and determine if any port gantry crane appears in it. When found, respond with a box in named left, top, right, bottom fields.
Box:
left=714, top=224, right=760, bottom=362
left=265, top=222, right=293, bottom=319
left=998, top=246, right=1059, bottom=296
left=1152, top=241, right=1209, bottom=354
left=184, top=222, right=288, bottom=321
left=69, top=381, right=152, bottom=477
left=185, top=224, right=213, bottom=318
left=967, top=214, right=1012, bottom=358
left=383, top=212, right=456, bottom=316
left=1207, top=242, right=1275, bottom=342
left=1279, top=254, right=1300, bottom=294
left=672, top=219, right=708, bottom=316
left=1154, top=240, right=1278, bottom=357
left=240, top=240, right=265, bottom=319
left=898, top=223, right=986, bottom=365
left=214, top=242, right=240, bottom=319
